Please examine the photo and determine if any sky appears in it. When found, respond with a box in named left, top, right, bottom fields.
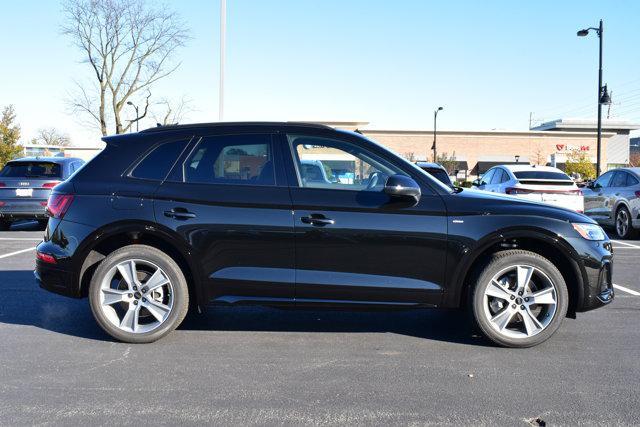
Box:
left=1, top=0, right=639, bottom=147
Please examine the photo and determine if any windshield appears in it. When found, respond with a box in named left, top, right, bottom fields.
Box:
left=0, top=161, right=62, bottom=178
left=513, top=171, right=571, bottom=180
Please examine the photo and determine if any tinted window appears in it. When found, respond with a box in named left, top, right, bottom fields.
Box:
left=481, top=169, right=495, bottom=185
left=289, top=134, right=404, bottom=191
left=0, top=162, right=62, bottom=178
left=513, top=171, right=571, bottom=180
left=131, top=140, right=189, bottom=181
left=424, top=168, right=452, bottom=186
left=610, top=172, right=627, bottom=187
left=594, top=171, right=614, bottom=188
left=183, top=134, right=274, bottom=186
left=491, top=169, right=505, bottom=184
left=627, top=173, right=639, bottom=186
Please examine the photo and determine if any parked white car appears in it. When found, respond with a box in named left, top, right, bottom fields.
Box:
left=473, top=165, right=584, bottom=212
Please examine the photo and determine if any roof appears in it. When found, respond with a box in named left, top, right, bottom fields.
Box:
left=9, top=156, right=83, bottom=163
left=140, top=121, right=333, bottom=134
left=531, top=118, right=640, bottom=132
left=502, top=164, right=563, bottom=173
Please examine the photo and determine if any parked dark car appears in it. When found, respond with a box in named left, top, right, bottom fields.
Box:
left=415, top=161, right=454, bottom=188
left=35, top=123, right=613, bottom=347
left=583, top=167, right=640, bottom=239
left=0, top=157, right=85, bottom=230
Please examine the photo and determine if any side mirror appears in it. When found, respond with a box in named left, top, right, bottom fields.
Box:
left=384, top=174, right=421, bottom=200
left=471, top=178, right=481, bottom=187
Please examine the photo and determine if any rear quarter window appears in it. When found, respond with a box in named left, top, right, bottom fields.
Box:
left=131, top=140, right=189, bottom=181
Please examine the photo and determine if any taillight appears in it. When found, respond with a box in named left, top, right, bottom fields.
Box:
left=40, top=201, right=48, bottom=207
left=36, top=251, right=57, bottom=264
left=46, top=194, right=74, bottom=218
left=0, top=182, right=5, bottom=187
left=506, top=187, right=533, bottom=195
left=42, top=182, right=61, bottom=189
left=635, top=191, right=640, bottom=198
left=0, top=201, right=5, bottom=207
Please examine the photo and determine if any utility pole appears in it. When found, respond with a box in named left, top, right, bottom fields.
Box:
left=431, top=107, right=443, bottom=162
left=219, top=0, right=226, bottom=121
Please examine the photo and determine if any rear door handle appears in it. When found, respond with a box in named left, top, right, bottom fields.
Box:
left=164, top=208, right=196, bottom=220
left=301, top=214, right=335, bottom=226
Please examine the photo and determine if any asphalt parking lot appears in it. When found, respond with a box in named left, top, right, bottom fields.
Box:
left=1, top=222, right=639, bottom=425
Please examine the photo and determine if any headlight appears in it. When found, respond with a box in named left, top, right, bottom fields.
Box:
left=572, top=223, right=606, bottom=241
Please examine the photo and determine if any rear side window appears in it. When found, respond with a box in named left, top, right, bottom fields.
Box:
left=131, top=140, right=189, bottom=181
left=0, top=162, right=62, bottom=178
left=627, top=173, right=639, bottom=186
left=182, top=134, right=275, bottom=186
left=491, top=169, right=505, bottom=184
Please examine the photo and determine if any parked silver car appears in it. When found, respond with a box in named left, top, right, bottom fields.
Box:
left=583, top=167, right=640, bottom=239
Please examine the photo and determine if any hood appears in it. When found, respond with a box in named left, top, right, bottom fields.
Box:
left=446, top=188, right=594, bottom=224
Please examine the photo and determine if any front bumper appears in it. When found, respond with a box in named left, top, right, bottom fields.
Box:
left=570, top=237, right=614, bottom=312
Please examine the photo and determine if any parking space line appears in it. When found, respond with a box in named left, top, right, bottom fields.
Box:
left=613, top=284, right=640, bottom=296
left=0, top=247, right=35, bottom=259
left=611, top=240, right=640, bottom=249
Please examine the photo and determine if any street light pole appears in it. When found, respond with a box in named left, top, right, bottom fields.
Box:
left=126, top=101, right=139, bottom=132
left=431, top=107, right=443, bottom=162
left=577, top=19, right=610, bottom=177
left=219, top=0, right=226, bottom=121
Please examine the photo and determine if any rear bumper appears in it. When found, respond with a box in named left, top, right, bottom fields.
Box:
left=34, top=262, right=80, bottom=298
left=511, top=194, right=584, bottom=212
left=0, top=200, right=48, bottom=219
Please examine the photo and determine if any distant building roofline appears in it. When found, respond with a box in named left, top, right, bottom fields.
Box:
left=531, top=118, right=640, bottom=131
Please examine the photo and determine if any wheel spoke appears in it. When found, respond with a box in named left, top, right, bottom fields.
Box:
left=143, top=299, right=171, bottom=322
left=529, top=287, right=555, bottom=305
left=102, top=288, right=129, bottom=305
left=490, top=308, right=515, bottom=331
left=120, top=303, right=141, bottom=332
left=521, top=308, right=544, bottom=337
left=117, top=260, right=138, bottom=290
left=516, top=265, right=534, bottom=293
left=144, top=269, right=169, bottom=292
left=486, top=280, right=512, bottom=301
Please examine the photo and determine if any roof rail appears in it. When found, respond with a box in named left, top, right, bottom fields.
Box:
left=140, top=121, right=333, bottom=134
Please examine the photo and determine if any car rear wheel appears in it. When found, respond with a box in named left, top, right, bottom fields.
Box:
left=615, top=206, right=636, bottom=239
left=88, top=245, right=189, bottom=343
left=470, top=250, right=568, bottom=348
left=0, top=220, right=10, bottom=231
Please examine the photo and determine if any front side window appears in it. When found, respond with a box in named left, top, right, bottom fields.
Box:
left=289, top=134, right=404, bottom=191
left=594, top=171, right=614, bottom=188
left=610, top=171, right=628, bottom=188
left=481, top=169, right=495, bottom=185
left=183, top=134, right=275, bottom=186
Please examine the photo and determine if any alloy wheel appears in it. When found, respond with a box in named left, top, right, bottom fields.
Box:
left=616, top=209, right=629, bottom=237
left=482, top=264, right=558, bottom=339
left=99, top=259, right=174, bottom=334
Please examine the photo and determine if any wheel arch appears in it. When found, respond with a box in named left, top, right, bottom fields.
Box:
left=74, top=220, right=204, bottom=310
left=451, top=227, right=586, bottom=317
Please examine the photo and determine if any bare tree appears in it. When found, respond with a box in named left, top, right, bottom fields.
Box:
left=153, top=96, right=193, bottom=126
left=62, top=0, right=189, bottom=135
left=31, top=128, right=71, bottom=146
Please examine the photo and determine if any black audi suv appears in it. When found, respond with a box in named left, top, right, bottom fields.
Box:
left=35, top=122, right=614, bottom=347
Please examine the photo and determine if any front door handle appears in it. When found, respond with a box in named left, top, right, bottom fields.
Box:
left=301, top=214, right=335, bottom=226
left=164, top=208, right=196, bottom=220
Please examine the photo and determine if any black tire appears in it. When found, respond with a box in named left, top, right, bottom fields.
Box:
left=614, top=206, right=637, bottom=239
left=88, top=244, right=189, bottom=343
left=0, top=220, right=10, bottom=231
left=470, top=250, right=568, bottom=348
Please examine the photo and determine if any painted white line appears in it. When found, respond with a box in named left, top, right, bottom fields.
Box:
left=611, top=240, right=640, bottom=249
left=612, top=246, right=640, bottom=250
left=0, top=238, right=42, bottom=241
left=0, top=247, right=35, bottom=260
left=613, top=284, right=640, bottom=296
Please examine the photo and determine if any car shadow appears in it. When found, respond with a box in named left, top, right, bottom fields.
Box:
left=0, top=269, right=489, bottom=346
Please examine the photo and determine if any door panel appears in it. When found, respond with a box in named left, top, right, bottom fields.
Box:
left=153, top=133, right=295, bottom=304
left=285, top=133, right=448, bottom=306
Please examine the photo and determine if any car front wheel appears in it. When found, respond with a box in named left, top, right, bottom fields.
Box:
left=89, top=244, right=189, bottom=343
left=470, top=250, right=568, bottom=348
left=615, top=206, right=636, bottom=239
